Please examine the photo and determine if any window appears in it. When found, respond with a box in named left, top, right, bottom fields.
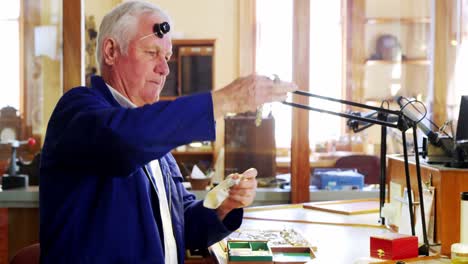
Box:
left=255, top=0, right=293, bottom=149
left=448, top=0, right=468, bottom=122
left=256, top=0, right=344, bottom=151
left=0, top=0, right=20, bottom=109
left=308, top=0, right=343, bottom=148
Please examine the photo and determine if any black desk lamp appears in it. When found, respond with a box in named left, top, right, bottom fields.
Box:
left=283, top=91, right=430, bottom=256
left=1, top=138, right=36, bottom=189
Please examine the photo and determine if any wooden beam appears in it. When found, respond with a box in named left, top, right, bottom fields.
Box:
left=347, top=0, right=365, bottom=104
left=63, top=0, right=84, bottom=92
left=19, top=0, right=26, bottom=120
left=432, top=0, right=453, bottom=125
left=291, top=0, right=310, bottom=203
left=238, top=0, right=256, bottom=76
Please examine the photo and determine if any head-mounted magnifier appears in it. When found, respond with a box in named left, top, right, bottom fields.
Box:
left=154, top=22, right=170, bottom=38
left=139, top=21, right=171, bottom=41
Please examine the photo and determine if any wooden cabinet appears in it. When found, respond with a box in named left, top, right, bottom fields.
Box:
left=348, top=0, right=432, bottom=103
left=161, top=39, right=216, bottom=100
left=387, top=155, right=468, bottom=256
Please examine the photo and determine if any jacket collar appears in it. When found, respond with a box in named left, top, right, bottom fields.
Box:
left=90, top=75, right=121, bottom=108
left=107, top=84, right=138, bottom=108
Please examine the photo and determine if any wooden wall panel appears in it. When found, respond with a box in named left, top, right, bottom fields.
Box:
left=0, top=209, right=7, bottom=264
left=7, top=209, right=39, bottom=261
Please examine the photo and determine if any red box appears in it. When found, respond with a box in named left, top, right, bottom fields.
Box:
left=370, top=233, right=418, bottom=260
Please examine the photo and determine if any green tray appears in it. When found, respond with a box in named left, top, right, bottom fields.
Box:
left=228, top=241, right=273, bottom=262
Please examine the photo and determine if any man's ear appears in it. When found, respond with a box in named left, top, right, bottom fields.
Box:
left=102, top=38, right=119, bottom=66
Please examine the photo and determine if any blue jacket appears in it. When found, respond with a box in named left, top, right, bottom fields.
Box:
left=39, top=76, right=243, bottom=263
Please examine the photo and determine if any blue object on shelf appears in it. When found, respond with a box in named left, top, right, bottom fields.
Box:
left=312, top=168, right=364, bottom=190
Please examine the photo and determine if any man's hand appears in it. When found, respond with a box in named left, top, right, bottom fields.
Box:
left=212, top=74, right=297, bottom=119
left=216, top=168, right=258, bottom=220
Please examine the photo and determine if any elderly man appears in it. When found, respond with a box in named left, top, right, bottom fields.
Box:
left=39, top=1, right=296, bottom=263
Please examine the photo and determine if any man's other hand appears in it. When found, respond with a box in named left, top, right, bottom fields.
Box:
left=216, top=168, right=258, bottom=220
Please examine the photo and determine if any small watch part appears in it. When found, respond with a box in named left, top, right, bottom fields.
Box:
left=255, top=74, right=280, bottom=127
left=255, top=106, right=263, bottom=127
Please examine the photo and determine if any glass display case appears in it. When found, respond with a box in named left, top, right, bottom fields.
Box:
left=349, top=0, right=432, bottom=104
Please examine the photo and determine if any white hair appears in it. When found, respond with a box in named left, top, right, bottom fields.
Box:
left=96, top=0, right=172, bottom=72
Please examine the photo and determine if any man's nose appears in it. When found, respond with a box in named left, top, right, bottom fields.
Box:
left=155, top=58, right=170, bottom=76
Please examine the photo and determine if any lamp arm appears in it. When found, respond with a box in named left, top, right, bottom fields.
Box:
left=292, top=90, right=400, bottom=115
left=282, top=101, right=399, bottom=128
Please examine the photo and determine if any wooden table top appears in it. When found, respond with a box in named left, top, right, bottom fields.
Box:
left=211, top=202, right=448, bottom=263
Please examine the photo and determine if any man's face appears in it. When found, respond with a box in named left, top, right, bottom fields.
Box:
left=113, top=14, right=172, bottom=106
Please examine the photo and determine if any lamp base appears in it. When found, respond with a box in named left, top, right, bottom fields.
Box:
left=418, top=243, right=430, bottom=256
left=1, top=174, right=29, bottom=190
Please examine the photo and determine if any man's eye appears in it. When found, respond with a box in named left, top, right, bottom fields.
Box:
left=146, top=51, right=157, bottom=56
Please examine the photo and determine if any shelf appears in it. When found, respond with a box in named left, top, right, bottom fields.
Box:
left=171, top=150, right=213, bottom=156
left=365, top=59, right=430, bottom=65
left=159, top=38, right=215, bottom=99
left=365, top=17, right=431, bottom=25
